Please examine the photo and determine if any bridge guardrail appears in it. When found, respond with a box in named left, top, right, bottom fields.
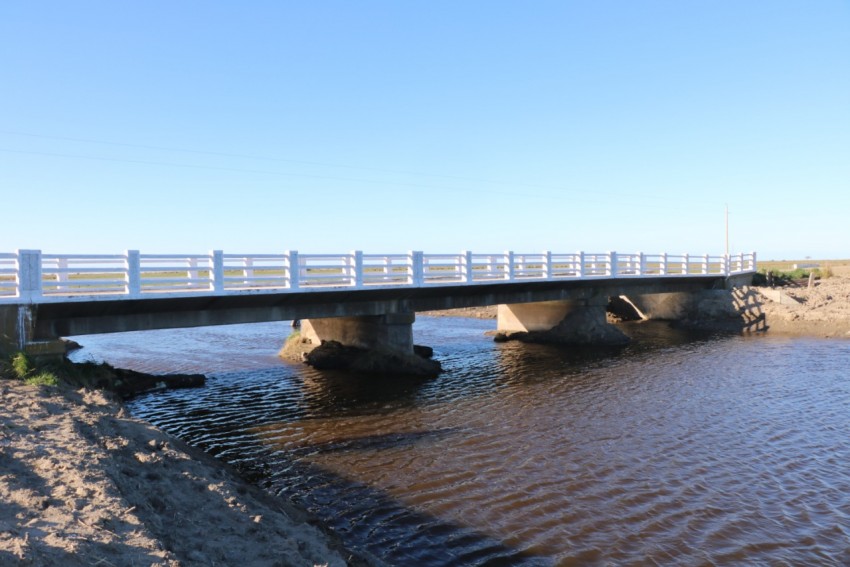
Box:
left=0, top=250, right=757, bottom=304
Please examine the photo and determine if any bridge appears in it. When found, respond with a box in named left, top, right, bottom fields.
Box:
left=0, top=249, right=757, bottom=357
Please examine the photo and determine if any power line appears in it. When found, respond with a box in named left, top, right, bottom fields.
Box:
left=0, top=128, right=560, bottom=193
left=0, top=129, right=719, bottom=211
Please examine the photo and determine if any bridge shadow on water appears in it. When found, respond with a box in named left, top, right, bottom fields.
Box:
left=236, top=429, right=553, bottom=566
left=172, top=365, right=556, bottom=566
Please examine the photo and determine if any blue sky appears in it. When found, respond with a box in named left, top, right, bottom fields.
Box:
left=1, top=1, right=848, bottom=260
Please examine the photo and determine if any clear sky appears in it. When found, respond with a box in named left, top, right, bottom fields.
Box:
left=1, top=1, right=848, bottom=260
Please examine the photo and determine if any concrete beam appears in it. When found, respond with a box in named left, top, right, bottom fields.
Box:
left=301, top=312, right=415, bottom=354
left=23, top=275, right=732, bottom=340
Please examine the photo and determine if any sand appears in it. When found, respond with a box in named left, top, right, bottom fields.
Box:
left=0, top=383, right=358, bottom=566
left=750, top=271, right=850, bottom=337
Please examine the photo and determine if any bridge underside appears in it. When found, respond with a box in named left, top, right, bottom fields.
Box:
left=1, top=274, right=751, bottom=356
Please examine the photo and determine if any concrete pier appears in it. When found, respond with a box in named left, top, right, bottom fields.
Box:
left=497, top=297, right=630, bottom=345
left=300, top=312, right=415, bottom=354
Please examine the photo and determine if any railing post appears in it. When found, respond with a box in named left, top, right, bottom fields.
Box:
left=56, top=257, right=69, bottom=291
left=462, top=251, right=473, bottom=283
left=750, top=251, right=757, bottom=272
left=351, top=250, right=363, bottom=288
left=409, top=250, right=424, bottom=286
left=723, top=254, right=730, bottom=276
left=125, top=250, right=141, bottom=297
left=660, top=253, right=667, bottom=275
left=682, top=253, right=689, bottom=275
left=543, top=250, right=552, bottom=280
left=576, top=251, right=584, bottom=278
left=638, top=252, right=646, bottom=275
left=210, top=250, right=224, bottom=292
left=242, top=257, right=255, bottom=285
left=17, top=249, right=42, bottom=302
left=702, top=254, right=709, bottom=274
left=505, top=250, right=515, bottom=281
left=286, top=250, right=299, bottom=290
left=609, top=251, right=618, bottom=277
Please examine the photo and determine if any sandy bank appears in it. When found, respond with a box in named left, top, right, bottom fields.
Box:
left=750, top=273, right=850, bottom=338
left=0, top=382, right=360, bottom=566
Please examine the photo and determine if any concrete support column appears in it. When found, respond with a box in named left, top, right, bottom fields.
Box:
left=301, top=312, right=415, bottom=354
left=497, top=300, right=579, bottom=333
left=0, top=305, right=34, bottom=356
left=497, top=297, right=628, bottom=345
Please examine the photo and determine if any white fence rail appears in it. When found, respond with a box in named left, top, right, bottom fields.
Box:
left=0, top=249, right=757, bottom=303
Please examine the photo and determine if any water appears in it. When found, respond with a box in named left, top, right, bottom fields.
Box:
left=69, top=318, right=850, bottom=565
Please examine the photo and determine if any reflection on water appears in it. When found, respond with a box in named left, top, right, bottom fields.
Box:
left=70, top=319, right=850, bottom=565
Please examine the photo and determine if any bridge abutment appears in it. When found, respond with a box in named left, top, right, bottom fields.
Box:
left=0, top=305, right=33, bottom=356
left=0, top=305, right=67, bottom=360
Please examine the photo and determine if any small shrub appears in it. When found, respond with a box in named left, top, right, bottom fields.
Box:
left=24, top=372, right=60, bottom=387
left=11, top=352, right=32, bottom=379
left=818, top=265, right=834, bottom=279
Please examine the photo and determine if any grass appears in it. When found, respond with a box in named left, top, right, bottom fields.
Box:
left=2, top=352, right=61, bottom=387
left=751, top=258, right=849, bottom=286
left=24, top=372, right=60, bottom=387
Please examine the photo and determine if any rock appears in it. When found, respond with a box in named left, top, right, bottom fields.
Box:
left=303, top=341, right=442, bottom=378
left=413, top=344, right=434, bottom=359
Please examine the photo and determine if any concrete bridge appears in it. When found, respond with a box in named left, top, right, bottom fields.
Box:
left=0, top=249, right=757, bottom=357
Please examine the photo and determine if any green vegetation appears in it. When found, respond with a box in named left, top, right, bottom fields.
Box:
left=751, top=267, right=832, bottom=286
left=23, top=371, right=61, bottom=387
left=11, top=352, right=33, bottom=378
left=2, top=352, right=61, bottom=387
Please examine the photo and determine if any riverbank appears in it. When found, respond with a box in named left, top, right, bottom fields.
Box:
left=750, top=268, right=850, bottom=337
left=0, top=380, right=362, bottom=566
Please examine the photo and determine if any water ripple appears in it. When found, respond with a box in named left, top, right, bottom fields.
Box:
left=70, top=319, right=850, bottom=565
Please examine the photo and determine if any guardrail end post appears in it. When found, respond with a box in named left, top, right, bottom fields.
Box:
left=609, top=251, right=618, bottom=277
left=16, top=249, right=42, bottom=302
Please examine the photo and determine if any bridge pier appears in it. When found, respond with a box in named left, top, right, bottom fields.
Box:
left=287, top=311, right=441, bottom=377
left=497, top=298, right=629, bottom=345
left=300, top=312, right=415, bottom=354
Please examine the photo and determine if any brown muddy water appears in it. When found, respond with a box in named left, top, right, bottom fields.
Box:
left=69, top=318, right=850, bottom=565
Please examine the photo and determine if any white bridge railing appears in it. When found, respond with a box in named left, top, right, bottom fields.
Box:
left=0, top=250, right=757, bottom=303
